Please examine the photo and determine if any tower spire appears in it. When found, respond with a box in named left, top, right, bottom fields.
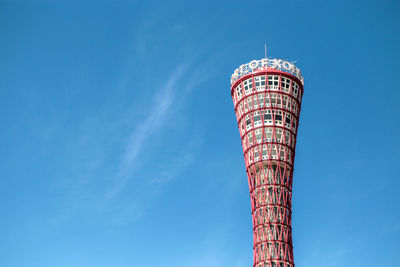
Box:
left=265, top=43, right=267, bottom=59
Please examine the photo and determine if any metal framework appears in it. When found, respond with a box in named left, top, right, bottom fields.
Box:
left=230, top=58, right=304, bottom=267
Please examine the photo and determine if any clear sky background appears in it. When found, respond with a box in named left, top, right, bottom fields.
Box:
left=1, top=1, right=399, bottom=266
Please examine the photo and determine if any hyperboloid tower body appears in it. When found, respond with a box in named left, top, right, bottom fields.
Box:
left=230, top=58, right=304, bottom=267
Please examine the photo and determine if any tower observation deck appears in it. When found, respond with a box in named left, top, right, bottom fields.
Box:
left=230, top=58, right=304, bottom=267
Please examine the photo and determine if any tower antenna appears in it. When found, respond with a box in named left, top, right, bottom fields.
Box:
left=265, top=43, right=267, bottom=59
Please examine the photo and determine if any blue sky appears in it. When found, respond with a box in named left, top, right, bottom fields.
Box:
left=1, top=0, right=399, bottom=266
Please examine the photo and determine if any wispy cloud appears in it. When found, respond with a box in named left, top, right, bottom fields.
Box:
left=48, top=57, right=213, bottom=227
left=51, top=40, right=220, bottom=225
left=106, top=65, right=187, bottom=199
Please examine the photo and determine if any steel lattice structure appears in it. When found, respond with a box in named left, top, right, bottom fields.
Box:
left=230, top=58, right=304, bottom=267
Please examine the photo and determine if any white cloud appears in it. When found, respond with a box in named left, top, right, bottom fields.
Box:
left=106, top=65, right=187, bottom=199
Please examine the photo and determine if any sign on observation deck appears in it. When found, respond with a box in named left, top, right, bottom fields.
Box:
left=231, top=58, right=304, bottom=85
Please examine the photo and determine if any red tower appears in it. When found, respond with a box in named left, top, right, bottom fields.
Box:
left=230, top=58, right=304, bottom=267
